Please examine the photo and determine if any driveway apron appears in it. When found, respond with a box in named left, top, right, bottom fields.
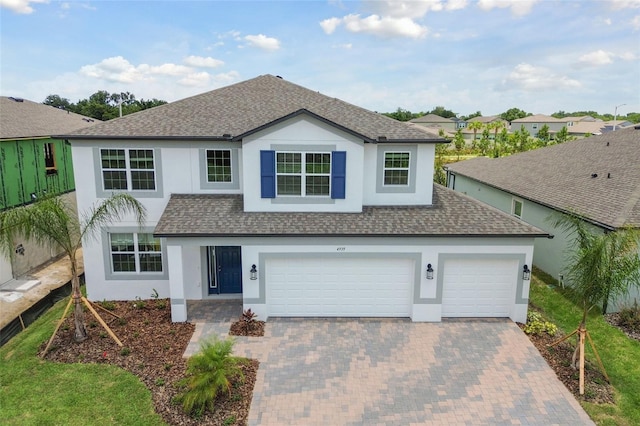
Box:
left=187, top=313, right=593, bottom=426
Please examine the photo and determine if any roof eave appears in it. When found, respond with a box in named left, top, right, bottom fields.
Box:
left=56, top=134, right=236, bottom=142
left=153, top=232, right=549, bottom=238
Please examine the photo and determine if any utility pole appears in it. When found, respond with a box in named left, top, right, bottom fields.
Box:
left=613, top=103, right=626, bottom=131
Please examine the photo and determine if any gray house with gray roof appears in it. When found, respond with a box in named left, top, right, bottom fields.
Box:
left=62, top=75, right=547, bottom=323
left=446, top=126, right=640, bottom=311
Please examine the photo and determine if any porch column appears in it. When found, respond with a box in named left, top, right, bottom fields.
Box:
left=167, top=245, right=187, bottom=322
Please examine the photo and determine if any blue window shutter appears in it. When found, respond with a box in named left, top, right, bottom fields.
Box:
left=260, top=150, right=276, bottom=198
left=331, top=151, right=346, bottom=199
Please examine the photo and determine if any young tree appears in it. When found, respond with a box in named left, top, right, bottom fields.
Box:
left=478, top=127, right=491, bottom=156
left=467, top=121, right=483, bottom=150
left=495, top=127, right=509, bottom=157
left=537, top=124, right=550, bottom=146
left=550, top=214, right=640, bottom=393
left=0, top=193, right=146, bottom=342
left=453, top=129, right=465, bottom=160
left=555, top=126, right=569, bottom=144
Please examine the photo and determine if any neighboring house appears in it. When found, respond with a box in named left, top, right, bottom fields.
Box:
left=446, top=126, right=640, bottom=312
left=0, top=96, right=98, bottom=285
left=63, top=75, right=547, bottom=323
left=461, top=116, right=506, bottom=140
left=409, top=114, right=458, bottom=131
left=510, top=114, right=567, bottom=137
left=564, top=116, right=634, bottom=137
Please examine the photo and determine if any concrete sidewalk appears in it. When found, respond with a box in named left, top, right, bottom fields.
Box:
left=0, top=249, right=83, bottom=329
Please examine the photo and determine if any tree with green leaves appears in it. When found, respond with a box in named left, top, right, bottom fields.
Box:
left=43, top=91, right=167, bottom=121
left=536, top=124, right=550, bottom=146
left=478, top=127, right=491, bottom=156
left=453, top=129, right=465, bottom=160
left=500, top=107, right=530, bottom=123
left=495, top=127, right=509, bottom=157
left=555, top=126, right=569, bottom=144
left=0, top=192, right=146, bottom=342
left=487, top=121, right=506, bottom=157
left=467, top=121, right=483, bottom=150
left=462, top=111, right=482, bottom=121
left=429, top=105, right=457, bottom=119
left=382, top=107, right=420, bottom=122
left=550, top=213, right=640, bottom=393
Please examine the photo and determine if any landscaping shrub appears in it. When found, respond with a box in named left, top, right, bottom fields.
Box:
left=524, top=310, right=558, bottom=337
left=176, top=338, right=244, bottom=416
left=618, top=300, right=640, bottom=332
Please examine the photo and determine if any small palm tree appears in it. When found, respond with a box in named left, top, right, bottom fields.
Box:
left=467, top=121, right=483, bottom=150
left=177, top=338, right=244, bottom=415
left=0, top=192, right=146, bottom=342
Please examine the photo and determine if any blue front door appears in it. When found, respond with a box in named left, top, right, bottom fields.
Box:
left=209, top=246, right=242, bottom=294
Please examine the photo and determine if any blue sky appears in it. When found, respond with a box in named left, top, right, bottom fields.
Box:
left=1, top=0, right=639, bottom=117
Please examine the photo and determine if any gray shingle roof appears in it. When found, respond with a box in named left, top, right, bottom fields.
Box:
left=0, top=96, right=99, bottom=139
left=446, top=126, right=640, bottom=229
left=154, top=185, right=547, bottom=238
left=62, top=75, right=442, bottom=142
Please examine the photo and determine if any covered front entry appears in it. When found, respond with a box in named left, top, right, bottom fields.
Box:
left=441, top=258, right=518, bottom=317
left=265, top=256, right=413, bottom=317
left=207, top=246, right=243, bottom=294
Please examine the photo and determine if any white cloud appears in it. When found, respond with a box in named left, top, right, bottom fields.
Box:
left=501, top=63, right=580, bottom=91
left=477, top=0, right=539, bottom=17
left=320, top=17, right=342, bottom=34
left=604, top=18, right=612, bottom=25
left=607, top=0, right=640, bottom=10
left=445, top=0, right=468, bottom=10
left=0, top=0, right=48, bottom=14
left=177, top=72, right=211, bottom=87
left=579, top=50, right=614, bottom=66
left=183, top=55, right=224, bottom=69
left=80, top=56, right=142, bottom=83
left=632, top=15, right=640, bottom=30
left=244, top=34, right=280, bottom=51
left=330, top=13, right=429, bottom=38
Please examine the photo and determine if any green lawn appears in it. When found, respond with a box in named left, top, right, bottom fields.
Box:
left=0, top=298, right=165, bottom=426
left=530, top=271, right=640, bottom=426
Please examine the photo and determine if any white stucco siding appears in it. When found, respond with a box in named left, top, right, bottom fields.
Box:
left=362, top=143, right=435, bottom=206
left=242, top=115, right=365, bottom=212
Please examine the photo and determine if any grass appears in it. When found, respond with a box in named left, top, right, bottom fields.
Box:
left=530, top=269, right=640, bottom=426
left=0, top=297, right=165, bottom=426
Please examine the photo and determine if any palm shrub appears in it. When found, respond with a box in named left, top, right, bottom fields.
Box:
left=176, top=338, right=244, bottom=416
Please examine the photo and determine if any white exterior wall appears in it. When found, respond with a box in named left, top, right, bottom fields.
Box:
left=242, top=115, right=365, bottom=212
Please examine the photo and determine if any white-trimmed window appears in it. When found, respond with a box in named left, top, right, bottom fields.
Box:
left=512, top=199, right=523, bottom=219
left=206, top=149, right=232, bottom=183
left=110, top=232, right=162, bottom=273
left=100, top=149, right=156, bottom=191
left=383, top=152, right=410, bottom=186
left=532, top=123, right=538, bottom=130
left=276, top=152, right=330, bottom=196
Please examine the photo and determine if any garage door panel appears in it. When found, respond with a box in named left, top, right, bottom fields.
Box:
left=267, top=257, right=413, bottom=317
left=442, top=258, right=517, bottom=318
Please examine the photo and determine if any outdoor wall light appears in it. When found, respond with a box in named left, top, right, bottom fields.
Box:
left=426, top=263, right=434, bottom=280
left=523, top=264, right=531, bottom=281
left=250, top=264, right=258, bottom=280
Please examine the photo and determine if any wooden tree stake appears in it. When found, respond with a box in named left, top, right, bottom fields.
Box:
left=579, top=326, right=585, bottom=395
left=41, top=297, right=74, bottom=358
left=81, top=297, right=123, bottom=347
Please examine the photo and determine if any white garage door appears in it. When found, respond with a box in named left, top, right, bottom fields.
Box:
left=442, top=258, right=517, bottom=317
left=267, top=257, right=413, bottom=317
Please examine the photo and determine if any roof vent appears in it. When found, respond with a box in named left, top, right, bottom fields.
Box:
left=82, top=118, right=94, bottom=122
left=276, top=75, right=283, bottom=79
left=222, top=133, right=232, bottom=139
left=8, top=97, right=24, bottom=102
left=591, top=173, right=598, bottom=178
left=607, top=173, right=611, bottom=179
left=606, top=142, right=609, bottom=146
left=377, top=136, right=388, bottom=142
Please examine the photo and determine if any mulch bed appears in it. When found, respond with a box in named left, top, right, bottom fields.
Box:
left=229, top=320, right=265, bottom=337
left=42, top=299, right=258, bottom=426
left=604, top=312, right=640, bottom=342
left=520, top=322, right=615, bottom=404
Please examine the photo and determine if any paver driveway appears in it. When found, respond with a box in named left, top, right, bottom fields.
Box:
left=186, top=302, right=593, bottom=426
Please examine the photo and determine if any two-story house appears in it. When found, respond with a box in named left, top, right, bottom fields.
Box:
left=0, top=96, right=97, bottom=286
left=510, top=114, right=567, bottom=137
left=62, top=75, right=547, bottom=323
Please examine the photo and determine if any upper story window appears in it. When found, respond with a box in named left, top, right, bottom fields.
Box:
left=100, top=149, right=156, bottom=191
left=532, top=123, right=539, bottom=130
left=44, top=143, right=57, bottom=175
left=512, top=198, right=523, bottom=219
left=276, top=152, right=331, bottom=196
left=206, top=149, right=232, bottom=183
left=109, top=232, right=163, bottom=273
left=383, top=152, right=410, bottom=186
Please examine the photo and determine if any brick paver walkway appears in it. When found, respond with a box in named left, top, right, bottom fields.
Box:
left=186, top=301, right=593, bottom=425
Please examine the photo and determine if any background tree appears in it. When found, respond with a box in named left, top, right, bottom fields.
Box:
left=429, top=105, right=457, bottom=119
left=43, top=91, right=167, bottom=121
left=478, top=127, right=491, bottom=156
left=467, top=121, right=483, bottom=150
left=461, top=111, right=482, bottom=121
left=536, top=124, right=551, bottom=146
left=382, top=107, right=420, bottom=122
left=514, top=125, right=531, bottom=152
left=43, top=94, right=73, bottom=111
left=487, top=121, right=506, bottom=157
left=555, top=126, right=570, bottom=144
left=0, top=193, right=146, bottom=342
left=495, top=127, right=509, bottom=157
left=453, top=129, right=465, bottom=160
left=500, top=107, right=530, bottom=123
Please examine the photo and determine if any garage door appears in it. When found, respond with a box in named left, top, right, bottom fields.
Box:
left=267, top=257, right=413, bottom=317
left=442, top=258, right=517, bottom=317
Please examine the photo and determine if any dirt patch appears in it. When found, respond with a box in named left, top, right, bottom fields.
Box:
left=229, top=320, right=265, bottom=337
left=42, top=299, right=257, bottom=425
left=520, top=323, right=615, bottom=405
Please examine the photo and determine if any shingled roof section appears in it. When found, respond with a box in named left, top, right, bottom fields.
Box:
left=61, top=75, right=442, bottom=143
left=446, top=126, right=640, bottom=230
left=0, top=96, right=99, bottom=139
left=154, top=185, right=548, bottom=238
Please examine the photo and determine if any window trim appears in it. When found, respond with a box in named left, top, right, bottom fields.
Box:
left=102, top=227, right=168, bottom=281
left=382, top=151, right=411, bottom=186
left=275, top=151, right=331, bottom=197
left=93, top=147, right=164, bottom=198
left=376, top=145, right=417, bottom=194
left=199, top=146, right=240, bottom=190
left=512, top=198, right=524, bottom=219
